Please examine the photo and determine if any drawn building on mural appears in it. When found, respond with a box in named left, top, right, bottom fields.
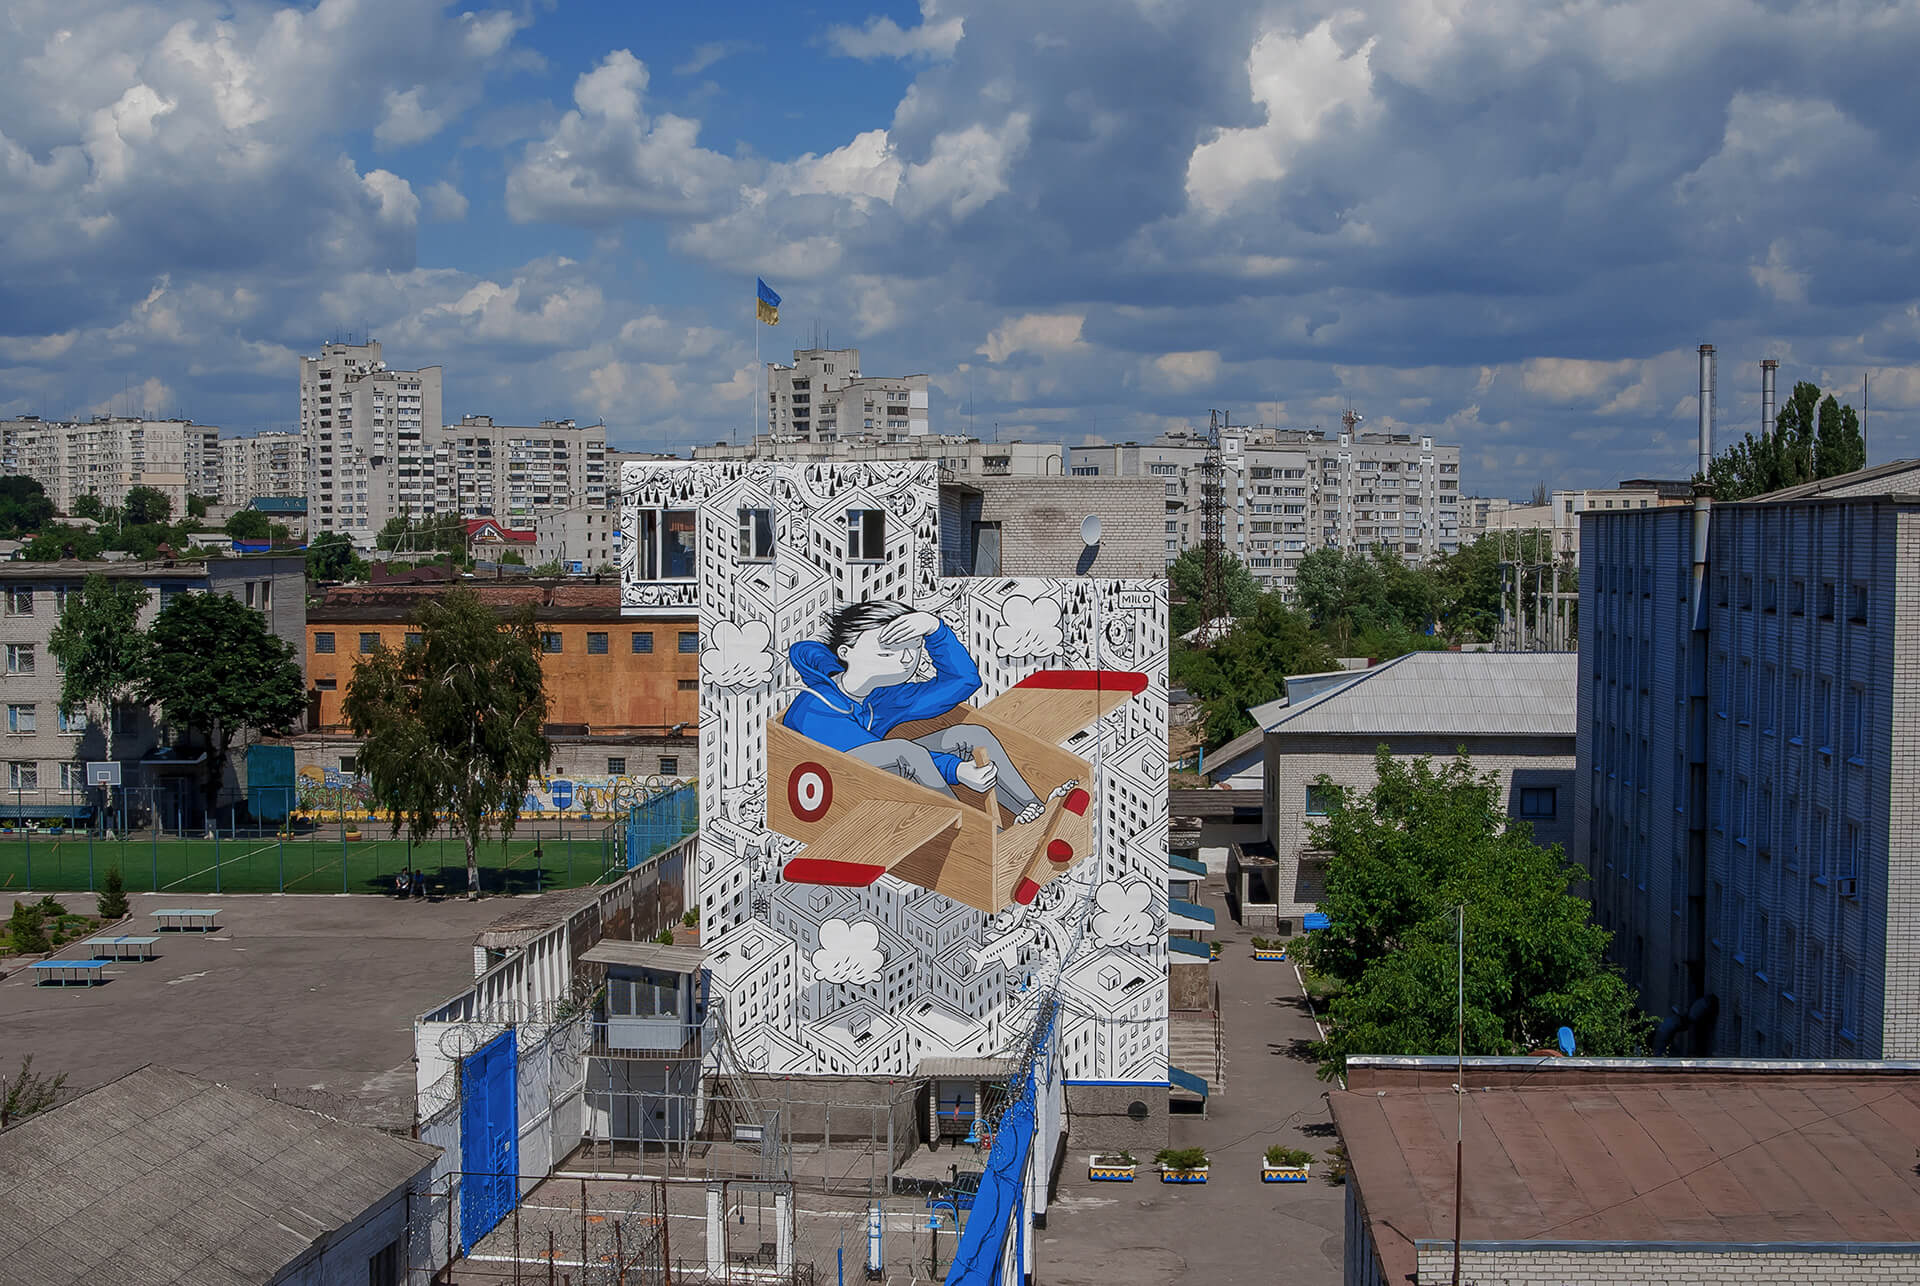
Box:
left=622, top=460, right=1169, bottom=1084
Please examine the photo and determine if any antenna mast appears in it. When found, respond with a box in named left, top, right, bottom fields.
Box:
left=1197, top=409, right=1228, bottom=644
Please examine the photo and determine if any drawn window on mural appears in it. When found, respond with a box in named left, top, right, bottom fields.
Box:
left=637, top=509, right=697, bottom=580
left=737, top=508, right=774, bottom=561
left=846, top=509, right=887, bottom=561
left=972, top=522, right=1002, bottom=576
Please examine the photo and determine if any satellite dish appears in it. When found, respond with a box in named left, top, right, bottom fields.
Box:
left=1556, top=1026, right=1576, bottom=1057
left=1080, top=514, right=1102, bottom=546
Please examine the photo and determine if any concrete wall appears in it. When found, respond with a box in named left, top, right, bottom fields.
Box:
left=1169, top=958, right=1211, bottom=1011
left=969, top=476, right=1167, bottom=578
left=734, top=1073, right=921, bottom=1161
left=269, top=1171, right=431, bottom=1286
left=1414, top=1243, right=1920, bottom=1286
left=1063, top=1081, right=1168, bottom=1154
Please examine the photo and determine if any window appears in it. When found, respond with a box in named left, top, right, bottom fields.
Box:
left=588, top=631, right=609, bottom=655
left=1763, top=577, right=1777, bottom=612
left=632, top=631, right=654, bottom=653
left=1849, top=583, right=1868, bottom=623
left=57, top=709, right=85, bottom=734
left=5, top=644, right=33, bottom=675
left=6, top=704, right=32, bottom=734
left=677, top=678, right=698, bottom=691
left=1730, top=891, right=1747, bottom=958
left=1847, top=686, right=1865, bottom=759
left=1838, top=960, right=1859, bottom=1042
left=1787, top=672, right=1804, bottom=740
left=678, top=631, right=698, bottom=654
left=1761, top=664, right=1776, bottom=735
left=737, top=507, right=774, bottom=561
left=660, top=755, right=680, bottom=775
left=315, top=632, right=336, bottom=654
left=1733, top=778, right=1748, bottom=845
left=1790, top=578, right=1805, bottom=615
left=636, top=508, right=697, bottom=580
left=404, top=632, right=422, bottom=650
left=1736, top=659, right=1752, bottom=724
left=1812, top=809, right=1829, bottom=879
left=315, top=678, right=337, bottom=691
left=1785, top=794, right=1800, bottom=870
left=971, top=521, right=1003, bottom=576
left=8, top=761, right=35, bottom=790
left=1781, top=923, right=1797, bottom=998
left=1808, top=939, right=1825, bottom=1013
left=1738, top=575, right=1752, bottom=609
left=358, top=632, right=379, bottom=654
left=846, top=508, right=887, bottom=560
left=1305, top=784, right=1336, bottom=815
left=1518, top=787, right=1557, bottom=819
left=58, top=762, right=82, bottom=792
left=340, top=756, right=357, bottom=775
left=1758, top=785, right=1772, bottom=854
left=1754, top=912, right=1770, bottom=977
left=608, top=969, right=682, bottom=1019
left=368, top=1238, right=401, bottom=1286
left=1842, top=822, right=1862, bottom=880
left=4, top=587, right=31, bottom=616
left=1818, top=580, right=1835, bottom=620
left=606, top=757, right=626, bottom=775
left=541, top=631, right=562, bottom=653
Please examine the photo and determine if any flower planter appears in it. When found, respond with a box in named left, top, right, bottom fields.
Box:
left=1159, top=1165, right=1209, bottom=1184
left=1262, top=1162, right=1311, bottom=1183
left=1252, top=946, right=1288, bottom=961
left=1088, top=1156, right=1136, bottom=1182
left=344, top=830, right=362, bottom=841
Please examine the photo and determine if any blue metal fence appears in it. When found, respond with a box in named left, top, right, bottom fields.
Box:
left=943, top=1001, right=1056, bottom=1286
left=459, top=1030, right=518, bottom=1253
left=626, top=784, right=698, bottom=869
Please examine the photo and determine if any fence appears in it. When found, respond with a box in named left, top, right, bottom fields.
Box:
left=0, top=821, right=624, bottom=896
left=627, top=785, right=698, bottom=870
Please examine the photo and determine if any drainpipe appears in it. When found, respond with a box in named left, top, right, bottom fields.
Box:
left=1685, top=345, right=1715, bottom=1051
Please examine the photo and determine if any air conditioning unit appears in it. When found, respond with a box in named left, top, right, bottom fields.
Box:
left=1837, top=877, right=1858, bottom=898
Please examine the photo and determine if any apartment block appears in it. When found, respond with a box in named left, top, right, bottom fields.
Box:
left=1578, top=460, right=1920, bottom=1058
left=217, top=431, right=307, bottom=505
left=530, top=505, right=621, bottom=572
left=1068, top=421, right=1463, bottom=595
left=1485, top=480, right=1691, bottom=559
left=0, top=416, right=221, bottom=514
left=299, top=341, right=443, bottom=544
left=436, top=414, right=609, bottom=523
left=764, top=347, right=929, bottom=442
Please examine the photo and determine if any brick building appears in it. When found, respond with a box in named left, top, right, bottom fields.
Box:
left=939, top=475, right=1166, bottom=577
left=1242, top=650, right=1576, bottom=932
left=1334, top=1055, right=1920, bottom=1286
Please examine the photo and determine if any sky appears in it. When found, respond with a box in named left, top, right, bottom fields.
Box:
left=4, top=0, right=1920, bottom=500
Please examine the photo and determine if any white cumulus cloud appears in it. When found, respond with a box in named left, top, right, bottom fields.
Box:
left=993, top=594, right=1063, bottom=659
left=828, top=1, right=964, bottom=61
left=701, top=619, right=775, bottom=690
left=1090, top=880, right=1156, bottom=948
left=813, top=918, right=885, bottom=985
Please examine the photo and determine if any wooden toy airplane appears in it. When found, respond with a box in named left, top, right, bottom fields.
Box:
left=767, top=669, right=1149, bottom=913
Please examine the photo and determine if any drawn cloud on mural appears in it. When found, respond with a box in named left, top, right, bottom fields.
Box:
left=1090, top=880, right=1156, bottom=947
left=813, top=918, right=885, bottom=985
left=702, top=620, right=775, bottom=689
left=994, top=594, right=1064, bottom=658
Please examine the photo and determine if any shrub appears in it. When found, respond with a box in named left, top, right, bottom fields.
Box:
left=654, top=928, right=675, bottom=945
left=6, top=901, right=49, bottom=955
left=1265, top=1145, right=1314, bottom=1168
left=1154, top=1146, right=1209, bottom=1170
left=681, top=908, right=698, bottom=928
left=97, top=867, right=129, bottom=920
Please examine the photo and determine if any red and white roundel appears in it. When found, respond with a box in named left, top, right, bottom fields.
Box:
left=789, top=762, right=833, bottom=821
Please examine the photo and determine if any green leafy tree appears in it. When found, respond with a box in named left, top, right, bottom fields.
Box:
left=24, top=524, right=105, bottom=561
left=1701, top=380, right=1865, bottom=500
left=140, top=590, right=306, bottom=813
left=122, top=485, right=171, bottom=526
left=1172, top=594, right=1337, bottom=747
left=0, top=477, right=55, bottom=537
left=186, top=494, right=209, bottom=519
left=224, top=509, right=270, bottom=541
left=530, top=560, right=567, bottom=577
left=500, top=550, right=526, bottom=566
left=1302, top=751, right=1650, bottom=1080
left=49, top=575, right=151, bottom=755
left=306, top=532, right=365, bottom=583
left=1431, top=531, right=1570, bottom=643
left=0, top=1055, right=66, bottom=1127
left=1167, top=547, right=1261, bottom=636
left=6, top=900, right=49, bottom=954
left=96, top=866, right=129, bottom=920
left=70, top=494, right=103, bottom=522
left=343, top=590, right=552, bottom=899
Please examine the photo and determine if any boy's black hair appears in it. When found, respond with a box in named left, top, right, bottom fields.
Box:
left=824, top=599, right=916, bottom=660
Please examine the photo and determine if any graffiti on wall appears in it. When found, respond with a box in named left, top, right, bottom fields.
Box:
left=293, top=764, right=691, bottom=819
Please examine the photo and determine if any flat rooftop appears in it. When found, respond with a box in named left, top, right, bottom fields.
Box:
left=1332, top=1057, right=1920, bottom=1284
left=0, top=891, right=504, bottom=1130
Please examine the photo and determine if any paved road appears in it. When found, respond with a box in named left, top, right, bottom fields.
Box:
left=1036, top=884, right=1347, bottom=1285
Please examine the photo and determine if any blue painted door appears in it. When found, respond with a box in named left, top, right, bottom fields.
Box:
left=460, top=1030, right=518, bottom=1252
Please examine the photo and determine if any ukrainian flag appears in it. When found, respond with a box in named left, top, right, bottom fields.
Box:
left=756, top=278, right=781, bottom=326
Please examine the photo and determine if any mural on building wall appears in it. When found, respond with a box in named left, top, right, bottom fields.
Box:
left=293, top=764, right=688, bottom=820
left=623, top=459, right=1171, bottom=1084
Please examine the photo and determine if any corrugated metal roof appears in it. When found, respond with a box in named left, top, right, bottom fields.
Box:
left=582, top=940, right=707, bottom=972
left=1749, top=457, right=1920, bottom=501
left=1266, top=651, right=1577, bottom=738
left=1332, top=1059, right=1920, bottom=1286
left=0, top=1066, right=438, bottom=1286
left=916, top=1058, right=1017, bottom=1079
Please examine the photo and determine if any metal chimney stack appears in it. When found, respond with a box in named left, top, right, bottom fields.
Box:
left=1761, top=359, right=1778, bottom=438
left=1697, top=344, right=1715, bottom=476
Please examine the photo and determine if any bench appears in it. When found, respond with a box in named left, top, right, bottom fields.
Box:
left=152, top=908, right=220, bottom=933
left=30, top=960, right=108, bottom=986
left=82, top=935, right=160, bottom=961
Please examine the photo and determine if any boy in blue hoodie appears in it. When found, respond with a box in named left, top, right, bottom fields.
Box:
left=783, top=600, right=1065, bottom=822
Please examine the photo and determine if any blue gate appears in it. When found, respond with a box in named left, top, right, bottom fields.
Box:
left=459, top=1030, right=518, bottom=1252
left=627, top=784, right=698, bottom=868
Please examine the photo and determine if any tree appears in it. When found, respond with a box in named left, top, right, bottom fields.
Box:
left=187, top=494, right=209, bottom=518
left=0, top=476, right=54, bottom=537
left=6, top=900, right=49, bottom=954
left=343, top=590, right=552, bottom=898
left=1301, top=751, right=1650, bottom=1079
left=224, top=509, right=270, bottom=541
left=1701, top=380, right=1865, bottom=500
left=123, top=485, right=171, bottom=526
left=140, top=591, right=306, bottom=813
left=1431, top=530, right=1571, bottom=643
left=70, top=494, right=103, bottom=522
left=306, top=531, right=365, bottom=583
left=49, top=575, right=151, bottom=755
left=96, top=866, right=129, bottom=920
left=1172, top=594, right=1337, bottom=747
left=530, top=559, right=567, bottom=577
left=0, top=1055, right=66, bottom=1128
left=26, top=524, right=106, bottom=562
left=1167, top=547, right=1260, bottom=636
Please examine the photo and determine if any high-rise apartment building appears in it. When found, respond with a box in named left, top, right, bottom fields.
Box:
left=1579, top=458, right=1920, bottom=1058
left=764, top=348, right=929, bottom=442
left=299, top=341, right=442, bottom=543
left=217, top=432, right=307, bottom=505
left=0, top=416, right=219, bottom=515
left=1068, top=421, right=1462, bottom=595
left=435, top=415, right=609, bottom=522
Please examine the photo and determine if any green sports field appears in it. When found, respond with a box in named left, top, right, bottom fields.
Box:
left=0, top=824, right=624, bottom=897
